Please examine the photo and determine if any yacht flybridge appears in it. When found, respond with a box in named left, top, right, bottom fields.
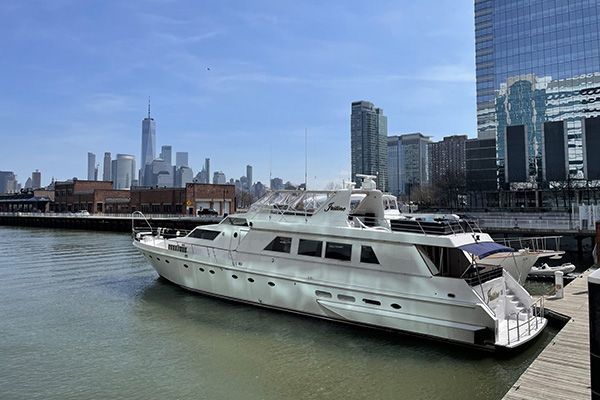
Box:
left=133, top=176, right=546, bottom=350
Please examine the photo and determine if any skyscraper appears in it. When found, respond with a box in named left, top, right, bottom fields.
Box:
left=103, top=152, right=111, bottom=181
left=112, top=154, right=136, bottom=190
left=475, top=0, right=600, bottom=188
left=31, top=170, right=41, bottom=189
left=213, top=171, right=226, bottom=184
left=175, top=152, right=188, bottom=168
left=387, top=133, right=431, bottom=197
left=160, top=145, right=172, bottom=166
left=246, top=165, right=253, bottom=190
left=351, top=101, right=388, bottom=191
left=87, top=152, right=96, bottom=180
left=140, top=100, right=156, bottom=185
left=0, top=171, right=17, bottom=194
left=428, top=135, right=467, bottom=187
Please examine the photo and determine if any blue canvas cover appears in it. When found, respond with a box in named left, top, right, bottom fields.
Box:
left=458, top=242, right=513, bottom=259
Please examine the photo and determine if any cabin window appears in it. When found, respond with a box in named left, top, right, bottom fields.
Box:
left=337, top=294, right=355, bottom=302
left=325, top=242, right=352, bottom=261
left=360, top=245, right=379, bottom=264
left=188, top=229, right=220, bottom=240
left=264, top=236, right=292, bottom=253
left=362, top=298, right=381, bottom=306
left=298, top=239, right=323, bottom=257
left=223, top=217, right=249, bottom=226
left=315, top=290, right=332, bottom=298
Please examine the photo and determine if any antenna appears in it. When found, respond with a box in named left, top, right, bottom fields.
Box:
left=304, top=128, right=308, bottom=190
left=147, top=97, right=151, bottom=118
left=269, top=144, right=272, bottom=190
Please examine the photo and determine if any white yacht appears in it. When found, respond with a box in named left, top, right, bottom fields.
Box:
left=133, top=176, right=546, bottom=350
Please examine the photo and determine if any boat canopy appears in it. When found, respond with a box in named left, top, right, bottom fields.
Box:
left=458, top=242, right=513, bottom=259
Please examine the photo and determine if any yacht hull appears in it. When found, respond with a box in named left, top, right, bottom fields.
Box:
left=134, top=240, right=543, bottom=349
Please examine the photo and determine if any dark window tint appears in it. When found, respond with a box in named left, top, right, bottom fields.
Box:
left=506, top=125, right=527, bottom=182
left=188, top=229, right=220, bottom=240
left=298, top=239, right=323, bottom=257
left=360, top=245, right=379, bottom=264
left=264, top=236, right=292, bottom=253
left=325, top=242, right=352, bottom=261
left=586, top=117, right=600, bottom=179
left=543, top=121, right=566, bottom=181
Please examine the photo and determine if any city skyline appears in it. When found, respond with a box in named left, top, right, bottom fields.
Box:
left=0, top=1, right=476, bottom=188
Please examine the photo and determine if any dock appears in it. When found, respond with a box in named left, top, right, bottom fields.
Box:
left=502, top=268, right=593, bottom=400
left=0, top=212, right=221, bottom=232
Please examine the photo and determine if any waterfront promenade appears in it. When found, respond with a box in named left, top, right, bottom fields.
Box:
left=502, top=268, right=593, bottom=400
left=0, top=212, right=220, bottom=232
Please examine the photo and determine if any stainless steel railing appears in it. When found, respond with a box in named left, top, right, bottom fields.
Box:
left=506, top=296, right=545, bottom=346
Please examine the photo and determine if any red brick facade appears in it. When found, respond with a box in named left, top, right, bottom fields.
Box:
left=52, top=180, right=235, bottom=215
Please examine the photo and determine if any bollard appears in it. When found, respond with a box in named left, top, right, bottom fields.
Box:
left=589, top=269, right=600, bottom=400
left=554, top=270, right=564, bottom=299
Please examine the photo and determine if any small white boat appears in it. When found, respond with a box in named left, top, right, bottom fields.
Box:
left=528, top=262, right=576, bottom=278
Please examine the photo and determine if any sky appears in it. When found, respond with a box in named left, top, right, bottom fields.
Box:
left=0, top=0, right=476, bottom=189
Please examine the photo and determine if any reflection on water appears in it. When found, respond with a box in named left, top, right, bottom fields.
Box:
left=0, top=226, right=561, bottom=400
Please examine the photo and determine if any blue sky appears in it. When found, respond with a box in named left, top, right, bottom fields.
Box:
left=0, top=0, right=475, bottom=188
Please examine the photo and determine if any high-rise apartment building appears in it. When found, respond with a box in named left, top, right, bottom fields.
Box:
left=31, top=170, right=41, bottom=189
left=351, top=101, right=388, bottom=191
left=428, top=135, right=467, bottom=187
left=387, top=133, right=431, bottom=197
left=140, top=101, right=156, bottom=185
left=103, top=152, right=111, bottom=181
left=475, top=0, right=600, bottom=188
left=87, top=152, right=96, bottom=180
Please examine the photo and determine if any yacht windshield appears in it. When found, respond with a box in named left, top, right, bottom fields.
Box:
left=249, top=191, right=335, bottom=216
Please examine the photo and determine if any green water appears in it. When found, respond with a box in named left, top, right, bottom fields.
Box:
left=0, top=227, right=559, bottom=400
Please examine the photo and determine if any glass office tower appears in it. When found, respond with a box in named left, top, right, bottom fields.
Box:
left=475, top=0, right=600, bottom=189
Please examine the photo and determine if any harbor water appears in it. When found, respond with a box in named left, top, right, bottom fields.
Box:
left=0, top=226, right=563, bottom=400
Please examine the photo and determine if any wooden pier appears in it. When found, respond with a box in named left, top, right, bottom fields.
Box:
left=502, top=268, right=593, bottom=400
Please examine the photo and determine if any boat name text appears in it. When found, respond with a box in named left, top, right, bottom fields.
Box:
left=324, top=203, right=346, bottom=212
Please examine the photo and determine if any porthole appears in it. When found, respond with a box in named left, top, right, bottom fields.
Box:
left=148, top=255, right=153, bottom=259
left=165, top=259, right=170, bottom=264
left=268, top=281, right=275, bottom=287
left=199, top=267, right=205, bottom=272
left=183, top=264, right=189, bottom=268
left=209, top=270, right=215, bottom=274
left=362, top=299, right=381, bottom=306
left=315, top=290, right=332, bottom=298
left=233, top=232, right=238, bottom=238
left=391, top=303, right=401, bottom=309
left=337, top=294, right=355, bottom=302
left=232, top=274, right=238, bottom=279
left=447, top=293, right=456, bottom=298
left=248, top=277, right=255, bottom=283
left=156, top=257, right=161, bottom=261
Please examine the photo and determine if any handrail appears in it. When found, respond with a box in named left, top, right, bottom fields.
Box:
left=506, top=296, right=544, bottom=345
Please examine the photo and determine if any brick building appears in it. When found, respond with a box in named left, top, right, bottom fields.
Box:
left=51, top=180, right=235, bottom=216
left=130, top=183, right=236, bottom=216
left=185, top=183, right=236, bottom=216
left=53, top=180, right=130, bottom=213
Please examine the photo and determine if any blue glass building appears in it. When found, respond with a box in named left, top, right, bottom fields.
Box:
left=475, top=0, right=600, bottom=191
